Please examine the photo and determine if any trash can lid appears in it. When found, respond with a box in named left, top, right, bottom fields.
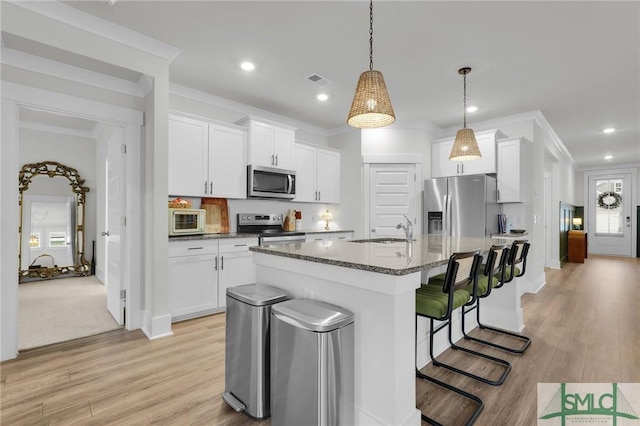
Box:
left=226, top=283, right=289, bottom=306
left=271, top=299, right=354, bottom=332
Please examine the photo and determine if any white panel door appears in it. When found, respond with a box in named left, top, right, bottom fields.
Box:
left=369, top=164, right=416, bottom=238
left=588, top=173, right=633, bottom=256
left=105, top=130, right=125, bottom=325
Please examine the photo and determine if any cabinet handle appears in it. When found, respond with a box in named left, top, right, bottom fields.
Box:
left=204, top=181, right=208, bottom=194
left=275, top=155, right=278, bottom=166
left=210, top=182, right=213, bottom=194
left=271, top=154, right=275, bottom=166
left=187, top=247, right=204, bottom=250
left=221, top=255, right=224, bottom=270
left=318, top=191, right=321, bottom=201
left=234, top=244, right=248, bottom=247
left=457, top=164, right=460, bottom=174
left=461, top=164, right=464, bottom=174
left=497, top=189, right=500, bottom=201
left=214, top=256, right=218, bottom=271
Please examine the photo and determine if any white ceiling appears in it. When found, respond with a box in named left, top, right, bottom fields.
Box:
left=14, top=1, right=640, bottom=168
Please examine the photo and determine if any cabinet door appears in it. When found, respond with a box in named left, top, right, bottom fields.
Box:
left=168, top=116, right=208, bottom=196
left=218, top=251, right=255, bottom=308
left=460, top=134, right=496, bottom=175
left=294, top=144, right=318, bottom=202
left=168, top=253, right=218, bottom=318
left=431, top=141, right=458, bottom=178
left=497, top=139, right=522, bottom=202
left=209, top=125, right=247, bottom=199
left=248, top=121, right=274, bottom=167
left=316, top=148, right=340, bottom=203
left=273, top=127, right=295, bottom=169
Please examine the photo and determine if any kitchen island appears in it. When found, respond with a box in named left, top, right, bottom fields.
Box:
left=250, top=234, right=518, bottom=426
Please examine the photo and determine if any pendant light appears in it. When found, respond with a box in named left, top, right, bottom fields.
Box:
left=347, top=0, right=395, bottom=129
left=449, top=67, right=482, bottom=161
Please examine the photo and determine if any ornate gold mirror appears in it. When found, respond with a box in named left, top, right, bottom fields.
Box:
left=18, top=161, right=90, bottom=281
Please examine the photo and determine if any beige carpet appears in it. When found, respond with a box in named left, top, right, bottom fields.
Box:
left=18, top=276, right=122, bottom=350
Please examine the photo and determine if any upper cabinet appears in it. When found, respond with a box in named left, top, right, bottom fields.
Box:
left=294, top=143, right=340, bottom=203
left=169, top=114, right=246, bottom=198
left=431, top=129, right=506, bottom=178
left=237, top=118, right=296, bottom=170
left=497, top=137, right=526, bottom=203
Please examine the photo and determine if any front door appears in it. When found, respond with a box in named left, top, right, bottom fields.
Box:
left=368, top=164, right=416, bottom=238
left=105, top=128, right=125, bottom=325
left=588, top=173, right=633, bottom=256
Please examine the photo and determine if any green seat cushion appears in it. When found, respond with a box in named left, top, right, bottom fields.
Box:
left=416, top=284, right=470, bottom=319
left=498, top=266, right=521, bottom=282
left=427, top=272, right=446, bottom=283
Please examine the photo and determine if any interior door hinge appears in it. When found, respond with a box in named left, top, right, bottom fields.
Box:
left=120, top=289, right=126, bottom=301
left=121, top=144, right=127, bottom=154
left=121, top=216, right=126, bottom=226
left=414, top=173, right=416, bottom=181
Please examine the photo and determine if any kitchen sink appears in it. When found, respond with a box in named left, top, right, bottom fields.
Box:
left=350, top=238, right=408, bottom=244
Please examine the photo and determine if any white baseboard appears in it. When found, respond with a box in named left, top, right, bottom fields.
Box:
left=141, top=311, right=173, bottom=340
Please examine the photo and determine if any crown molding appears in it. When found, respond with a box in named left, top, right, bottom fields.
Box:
left=20, top=120, right=95, bottom=139
left=532, top=110, right=574, bottom=165
left=5, top=0, right=180, bottom=62
left=169, top=83, right=330, bottom=138
left=2, top=47, right=146, bottom=98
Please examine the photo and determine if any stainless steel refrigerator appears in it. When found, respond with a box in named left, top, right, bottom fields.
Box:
left=424, top=175, right=500, bottom=238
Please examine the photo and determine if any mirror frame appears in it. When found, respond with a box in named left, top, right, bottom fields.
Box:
left=18, top=161, right=91, bottom=281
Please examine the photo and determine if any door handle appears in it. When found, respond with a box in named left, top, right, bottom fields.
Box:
left=101, top=231, right=110, bottom=236
left=371, top=228, right=376, bottom=232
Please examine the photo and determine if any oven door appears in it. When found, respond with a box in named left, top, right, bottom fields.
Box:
left=248, top=165, right=296, bottom=199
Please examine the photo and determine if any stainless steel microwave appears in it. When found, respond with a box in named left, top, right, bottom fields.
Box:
left=168, top=208, right=206, bottom=236
left=247, top=165, right=296, bottom=199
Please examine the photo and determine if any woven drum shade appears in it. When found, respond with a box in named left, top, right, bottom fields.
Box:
left=347, top=70, right=396, bottom=128
left=449, top=128, right=482, bottom=161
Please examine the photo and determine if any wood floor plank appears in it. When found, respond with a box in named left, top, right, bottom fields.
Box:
left=1, top=255, right=638, bottom=425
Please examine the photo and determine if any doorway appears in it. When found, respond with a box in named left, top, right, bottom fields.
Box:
left=16, top=109, right=127, bottom=348
left=587, top=171, right=635, bottom=256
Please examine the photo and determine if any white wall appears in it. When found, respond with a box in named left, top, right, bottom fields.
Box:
left=329, top=129, right=363, bottom=237
left=18, top=127, right=97, bottom=264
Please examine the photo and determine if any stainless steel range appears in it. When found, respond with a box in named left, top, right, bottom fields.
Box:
left=237, top=213, right=306, bottom=245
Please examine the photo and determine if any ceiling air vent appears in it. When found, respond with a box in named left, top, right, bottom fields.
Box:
left=306, top=74, right=331, bottom=86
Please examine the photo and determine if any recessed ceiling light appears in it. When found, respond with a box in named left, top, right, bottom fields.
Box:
left=466, top=106, right=478, bottom=113
left=603, top=128, right=615, bottom=134
left=604, top=155, right=613, bottom=160
left=240, top=62, right=255, bottom=71
left=317, top=93, right=329, bottom=101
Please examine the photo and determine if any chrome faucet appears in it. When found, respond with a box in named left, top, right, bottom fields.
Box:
left=396, top=214, right=414, bottom=242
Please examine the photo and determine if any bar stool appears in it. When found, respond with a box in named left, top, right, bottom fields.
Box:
left=475, top=239, right=532, bottom=353
left=415, top=250, right=483, bottom=425
left=420, top=248, right=512, bottom=387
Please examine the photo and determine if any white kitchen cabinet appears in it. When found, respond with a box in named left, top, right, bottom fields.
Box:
left=497, top=137, right=526, bottom=203
left=168, top=237, right=258, bottom=320
left=168, top=240, right=219, bottom=319
left=238, top=118, right=296, bottom=169
left=168, top=114, right=246, bottom=198
left=305, top=231, right=354, bottom=242
left=217, top=238, right=258, bottom=308
left=431, top=129, right=506, bottom=178
left=294, top=143, right=340, bottom=203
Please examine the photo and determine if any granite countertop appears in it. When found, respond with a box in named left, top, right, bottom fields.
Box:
left=169, top=232, right=259, bottom=242
left=250, top=234, right=510, bottom=276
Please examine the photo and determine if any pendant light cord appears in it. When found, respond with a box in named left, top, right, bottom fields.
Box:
left=462, top=71, right=467, bottom=128
left=369, top=0, right=374, bottom=71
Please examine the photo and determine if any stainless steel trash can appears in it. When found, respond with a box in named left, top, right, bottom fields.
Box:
left=223, top=283, right=289, bottom=419
left=271, top=299, right=354, bottom=426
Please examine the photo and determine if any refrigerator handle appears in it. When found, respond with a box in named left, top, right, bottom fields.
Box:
left=443, top=194, right=448, bottom=236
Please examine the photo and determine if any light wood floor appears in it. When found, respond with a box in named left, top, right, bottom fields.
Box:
left=2, top=255, right=638, bottom=425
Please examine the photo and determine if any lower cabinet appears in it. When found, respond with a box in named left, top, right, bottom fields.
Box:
left=305, top=231, right=354, bottom=242
left=168, top=237, right=258, bottom=321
